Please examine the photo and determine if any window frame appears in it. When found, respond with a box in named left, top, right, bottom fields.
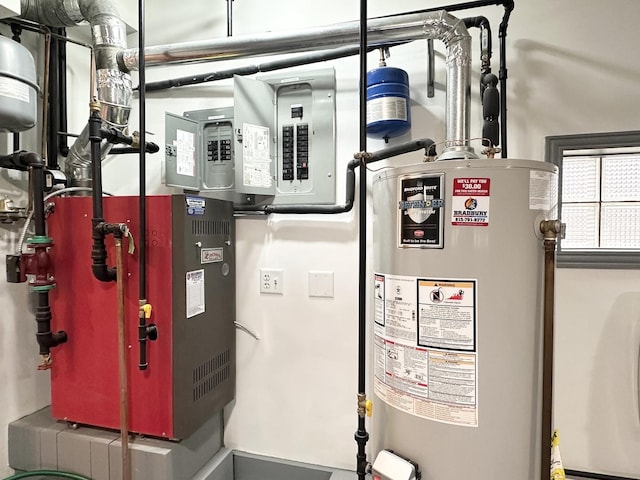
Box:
left=545, top=130, right=640, bottom=269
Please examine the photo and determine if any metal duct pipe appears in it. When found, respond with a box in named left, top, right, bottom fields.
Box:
left=20, top=0, right=132, bottom=186
left=120, top=11, right=475, bottom=158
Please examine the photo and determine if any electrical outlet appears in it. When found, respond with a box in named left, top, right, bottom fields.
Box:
left=260, top=268, right=284, bottom=294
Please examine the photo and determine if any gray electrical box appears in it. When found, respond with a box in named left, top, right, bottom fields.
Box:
left=165, top=107, right=235, bottom=192
left=235, top=67, right=337, bottom=205
left=165, top=68, right=336, bottom=206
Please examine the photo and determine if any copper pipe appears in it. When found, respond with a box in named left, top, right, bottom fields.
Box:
left=115, top=237, right=131, bottom=480
left=540, top=220, right=560, bottom=480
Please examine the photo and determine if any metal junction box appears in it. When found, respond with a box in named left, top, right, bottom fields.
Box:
left=165, top=107, right=236, bottom=193
left=235, top=68, right=336, bottom=205
left=164, top=68, right=336, bottom=206
left=47, top=194, right=235, bottom=439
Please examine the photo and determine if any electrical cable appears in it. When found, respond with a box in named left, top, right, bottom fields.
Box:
left=1, top=470, right=92, bottom=480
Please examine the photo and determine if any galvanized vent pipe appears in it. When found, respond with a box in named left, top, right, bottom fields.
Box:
left=120, top=10, right=476, bottom=158
left=20, top=0, right=132, bottom=186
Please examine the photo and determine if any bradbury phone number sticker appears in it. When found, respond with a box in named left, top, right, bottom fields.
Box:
left=451, top=178, right=490, bottom=226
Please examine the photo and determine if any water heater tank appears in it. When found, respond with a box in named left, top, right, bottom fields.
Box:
left=0, top=36, right=38, bottom=132
left=366, top=67, right=411, bottom=140
left=371, top=159, right=557, bottom=479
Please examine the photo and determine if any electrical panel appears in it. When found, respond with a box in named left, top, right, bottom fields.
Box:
left=165, top=107, right=235, bottom=192
left=235, top=67, right=336, bottom=205
left=164, top=68, right=336, bottom=205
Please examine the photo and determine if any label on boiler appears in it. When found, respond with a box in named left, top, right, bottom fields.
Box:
left=201, top=247, right=223, bottom=264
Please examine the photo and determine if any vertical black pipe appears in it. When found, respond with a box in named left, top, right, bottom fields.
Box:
left=498, top=1, right=513, bottom=157
left=58, top=28, right=69, bottom=157
left=11, top=23, right=22, bottom=152
left=138, top=0, right=149, bottom=370
left=226, top=0, right=233, bottom=37
left=355, top=0, right=369, bottom=479
left=30, top=158, right=46, bottom=237
left=90, top=110, right=104, bottom=220
left=47, top=29, right=61, bottom=170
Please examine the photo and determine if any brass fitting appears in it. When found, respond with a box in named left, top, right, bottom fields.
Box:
left=89, top=98, right=101, bottom=112
left=37, top=353, right=52, bottom=370
left=540, top=219, right=562, bottom=240
left=357, top=393, right=368, bottom=418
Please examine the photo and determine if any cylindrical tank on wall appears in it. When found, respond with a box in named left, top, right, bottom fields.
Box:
left=371, top=158, right=557, bottom=479
left=0, top=36, right=38, bottom=132
left=366, top=67, right=411, bottom=140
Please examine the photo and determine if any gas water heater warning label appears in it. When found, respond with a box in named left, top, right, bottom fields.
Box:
left=373, top=273, right=478, bottom=427
left=451, top=178, right=490, bottom=226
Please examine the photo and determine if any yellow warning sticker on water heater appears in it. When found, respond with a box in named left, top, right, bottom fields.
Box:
left=373, top=273, right=478, bottom=427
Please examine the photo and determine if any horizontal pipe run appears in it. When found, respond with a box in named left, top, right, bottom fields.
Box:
left=364, top=137, right=436, bottom=163
left=121, top=10, right=473, bottom=157
left=235, top=159, right=359, bottom=215
left=141, top=43, right=406, bottom=92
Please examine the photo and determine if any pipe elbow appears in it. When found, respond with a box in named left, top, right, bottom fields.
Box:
left=92, top=264, right=117, bottom=282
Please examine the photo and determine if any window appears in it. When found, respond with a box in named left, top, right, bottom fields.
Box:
left=545, top=131, right=640, bottom=268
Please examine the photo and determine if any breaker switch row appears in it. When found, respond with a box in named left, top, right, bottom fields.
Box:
left=296, top=123, right=309, bottom=180
left=206, top=138, right=232, bottom=162
left=282, top=125, right=295, bottom=181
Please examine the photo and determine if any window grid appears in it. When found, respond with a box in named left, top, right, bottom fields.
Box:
left=545, top=131, right=640, bottom=269
left=561, top=152, right=640, bottom=251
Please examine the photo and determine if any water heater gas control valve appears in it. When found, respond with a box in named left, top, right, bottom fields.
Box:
left=371, top=450, right=418, bottom=480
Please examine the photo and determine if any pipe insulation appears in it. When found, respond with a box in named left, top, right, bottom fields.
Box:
left=20, top=0, right=132, bottom=186
left=121, top=10, right=475, bottom=158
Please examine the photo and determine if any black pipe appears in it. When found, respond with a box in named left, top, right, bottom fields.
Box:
left=463, top=16, right=492, bottom=98
left=235, top=159, right=358, bottom=215
left=226, top=0, right=233, bottom=37
left=89, top=109, right=116, bottom=283
left=140, top=44, right=405, bottom=92
left=380, top=0, right=508, bottom=18
left=109, top=145, right=159, bottom=155
left=564, top=470, right=638, bottom=480
left=11, top=23, right=22, bottom=152
left=234, top=138, right=434, bottom=215
left=499, top=0, right=514, bottom=157
left=355, top=0, right=369, bottom=478
left=100, top=127, right=160, bottom=153
left=0, top=151, right=67, bottom=357
left=47, top=27, right=61, bottom=170
left=36, top=291, right=67, bottom=356
left=138, top=0, right=152, bottom=370
left=368, top=137, right=436, bottom=162
left=58, top=27, right=69, bottom=158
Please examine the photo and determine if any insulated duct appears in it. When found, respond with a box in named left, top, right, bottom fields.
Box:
left=20, top=0, right=132, bottom=186
left=121, top=10, right=475, bottom=158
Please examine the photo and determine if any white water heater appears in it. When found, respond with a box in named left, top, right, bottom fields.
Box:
left=371, top=158, right=557, bottom=479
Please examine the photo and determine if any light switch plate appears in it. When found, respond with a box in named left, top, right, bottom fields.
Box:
left=308, top=271, right=334, bottom=298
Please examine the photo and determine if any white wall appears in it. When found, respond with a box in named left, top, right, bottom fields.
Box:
left=1, top=0, right=640, bottom=476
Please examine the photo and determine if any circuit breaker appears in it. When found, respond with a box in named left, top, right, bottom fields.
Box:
left=165, top=68, right=336, bottom=205
left=234, top=67, right=336, bottom=205
left=165, top=107, right=235, bottom=192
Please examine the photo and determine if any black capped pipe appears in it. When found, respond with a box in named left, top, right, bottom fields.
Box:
left=499, top=0, right=514, bottom=157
